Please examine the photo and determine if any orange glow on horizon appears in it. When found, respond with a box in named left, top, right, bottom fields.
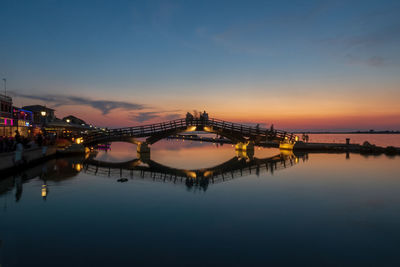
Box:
left=33, top=82, right=400, bottom=131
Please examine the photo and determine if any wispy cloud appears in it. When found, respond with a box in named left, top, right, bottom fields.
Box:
left=130, top=111, right=181, bottom=123
left=346, top=54, right=385, bottom=67
left=11, top=92, right=145, bottom=114
left=131, top=112, right=160, bottom=123
left=344, top=25, right=400, bottom=48
left=320, top=24, right=400, bottom=67
left=164, top=113, right=181, bottom=120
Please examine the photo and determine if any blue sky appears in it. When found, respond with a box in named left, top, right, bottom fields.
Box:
left=1, top=0, right=399, bottom=130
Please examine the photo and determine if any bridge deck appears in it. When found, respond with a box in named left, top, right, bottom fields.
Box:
left=85, top=118, right=296, bottom=145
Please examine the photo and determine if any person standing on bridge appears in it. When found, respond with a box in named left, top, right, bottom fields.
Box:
left=270, top=124, right=276, bottom=138
left=203, top=111, right=209, bottom=121
left=186, top=112, right=194, bottom=125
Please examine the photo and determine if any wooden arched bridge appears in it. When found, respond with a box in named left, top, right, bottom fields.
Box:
left=83, top=152, right=302, bottom=191
left=84, top=118, right=297, bottom=151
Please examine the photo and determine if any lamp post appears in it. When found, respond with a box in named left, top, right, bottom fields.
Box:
left=41, top=110, right=47, bottom=127
left=2, top=78, right=6, bottom=96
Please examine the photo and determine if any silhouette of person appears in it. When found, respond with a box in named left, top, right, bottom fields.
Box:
left=203, top=111, right=208, bottom=121
left=15, top=130, right=21, bottom=140
left=186, top=112, right=193, bottom=125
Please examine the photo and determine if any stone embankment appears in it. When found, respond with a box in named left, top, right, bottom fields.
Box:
left=168, top=135, right=400, bottom=155
left=0, top=144, right=86, bottom=176
left=293, top=141, right=400, bottom=155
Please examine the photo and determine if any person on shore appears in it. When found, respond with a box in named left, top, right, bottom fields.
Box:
left=27, top=137, right=37, bottom=149
left=15, top=130, right=21, bottom=141
left=6, top=137, right=14, bottom=152
left=0, top=136, right=4, bottom=152
left=14, top=137, right=24, bottom=165
left=37, top=133, right=44, bottom=147
left=302, top=133, right=310, bottom=142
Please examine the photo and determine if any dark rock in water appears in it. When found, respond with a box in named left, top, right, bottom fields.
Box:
left=117, top=178, right=128, bottom=182
left=385, top=146, right=398, bottom=155
left=360, top=141, right=384, bottom=154
left=363, top=141, right=374, bottom=147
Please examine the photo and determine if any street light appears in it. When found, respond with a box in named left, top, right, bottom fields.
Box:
left=66, top=119, right=71, bottom=123
left=2, top=78, right=6, bottom=96
left=41, top=111, right=47, bottom=116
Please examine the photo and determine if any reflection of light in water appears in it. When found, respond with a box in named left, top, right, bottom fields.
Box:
left=203, top=171, right=213, bottom=177
left=184, top=171, right=197, bottom=178
left=75, top=163, right=82, bottom=172
left=41, top=185, right=47, bottom=198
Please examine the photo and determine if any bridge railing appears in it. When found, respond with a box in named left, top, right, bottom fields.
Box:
left=85, top=118, right=188, bottom=143
left=84, top=118, right=296, bottom=144
left=205, top=118, right=293, bottom=141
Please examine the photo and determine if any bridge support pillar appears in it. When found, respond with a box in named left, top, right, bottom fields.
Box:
left=235, top=142, right=255, bottom=159
left=236, top=149, right=254, bottom=160
left=137, top=142, right=151, bottom=162
left=279, top=141, right=295, bottom=150
left=235, top=141, right=254, bottom=151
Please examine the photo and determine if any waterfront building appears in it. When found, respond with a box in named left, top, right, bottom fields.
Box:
left=22, top=105, right=55, bottom=127
left=0, top=93, right=12, bottom=118
left=0, top=93, right=15, bottom=136
left=13, top=107, right=34, bottom=136
left=63, top=115, right=87, bottom=126
left=21, top=106, right=93, bottom=137
left=1, top=94, right=37, bottom=137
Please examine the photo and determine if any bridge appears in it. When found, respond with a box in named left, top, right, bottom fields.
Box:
left=84, top=118, right=298, bottom=152
left=83, top=152, right=303, bottom=191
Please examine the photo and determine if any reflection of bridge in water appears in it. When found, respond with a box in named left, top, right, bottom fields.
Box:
left=83, top=152, right=306, bottom=190
left=0, top=153, right=307, bottom=202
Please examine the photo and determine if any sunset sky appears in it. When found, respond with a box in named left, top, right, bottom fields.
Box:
left=1, top=0, right=399, bottom=131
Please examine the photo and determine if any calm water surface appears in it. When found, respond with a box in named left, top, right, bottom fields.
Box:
left=1, top=137, right=400, bottom=266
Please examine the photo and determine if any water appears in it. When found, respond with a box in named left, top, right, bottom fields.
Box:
left=1, top=136, right=400, bottom=266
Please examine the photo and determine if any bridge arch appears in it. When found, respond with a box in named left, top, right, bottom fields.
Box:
left=145, top=125, right=247, bottom=145
left=85, top=135, right=141, bottom=146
